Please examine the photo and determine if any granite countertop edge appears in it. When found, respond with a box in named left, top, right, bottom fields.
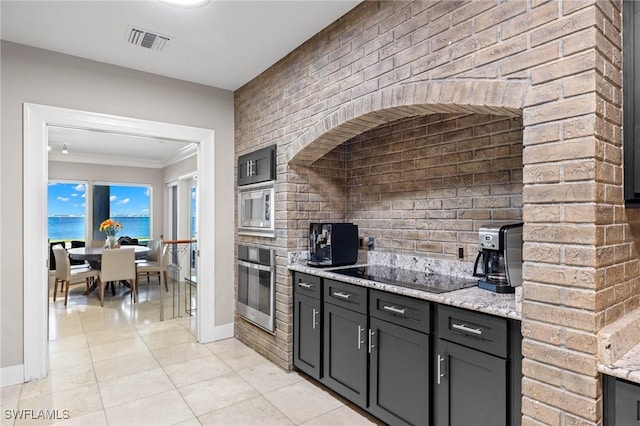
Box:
left=596, top=308, right=640, bottom=385
left=288, top=263, right=521, bottom=321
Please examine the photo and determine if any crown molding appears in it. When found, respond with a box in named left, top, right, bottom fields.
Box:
left=48, top=143, right=197, bottom=169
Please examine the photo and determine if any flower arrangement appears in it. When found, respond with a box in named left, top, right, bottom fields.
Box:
left=99, top=219, right=123, bottom=237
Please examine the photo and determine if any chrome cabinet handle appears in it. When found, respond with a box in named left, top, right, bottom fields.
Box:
left=312, top=308, right=319, bottom=330
left=451, top=323, right=483, bottom=336
left=383, top=305, right=406, bottom=315
left=246, top=159, right=256, bottom=177
left=333, top=291, right=352, bottom=300
left=357, top=325, right=365, bottom=349
left=368, top=329, right=376, bottom=354
left=437, top=354, right=446, bottom=385
left=298, top=282, right=313, bottom=289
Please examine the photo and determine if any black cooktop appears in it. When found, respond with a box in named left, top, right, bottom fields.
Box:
left=332, top=265, right=477, bottom=294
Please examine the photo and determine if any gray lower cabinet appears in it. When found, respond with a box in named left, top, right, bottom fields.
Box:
left=321, top=280, right=368, bottom=408
left=369, top=317, right=430, bottom=426
left=368, top=289, right=431, bottom=426
left=292, top=272, right=521, bottom=426
left=604, top=375, right=640, bottom=426
left=322, top=302, right=368, bottom=407
left=293, top=293, right=321, bottom=379
left=293, top=272, right=322, bottom=379
left=435, top=339, right=507, bottom=426
left=435, top=305, right=522, bottom=426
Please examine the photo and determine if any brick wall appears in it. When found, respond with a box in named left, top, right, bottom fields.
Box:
left=344, top=113, right=523, bottom=260
left=234, top=1, right=636, bottom=424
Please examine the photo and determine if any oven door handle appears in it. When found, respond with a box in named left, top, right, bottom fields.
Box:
left=238, top=260, right=273, bottom=272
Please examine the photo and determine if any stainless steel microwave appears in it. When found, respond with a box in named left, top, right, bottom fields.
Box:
left=238, top=183, right=275, bottom=237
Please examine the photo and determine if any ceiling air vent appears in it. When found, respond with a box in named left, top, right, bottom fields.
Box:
left=125, top=25, right=170, bottom=51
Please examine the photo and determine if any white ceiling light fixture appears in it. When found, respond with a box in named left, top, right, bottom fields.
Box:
left=160, top=0, right=210, bottom=8
left=61, top=144, right=69, bottom=155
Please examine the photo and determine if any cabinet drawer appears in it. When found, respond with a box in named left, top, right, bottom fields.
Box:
left=293, top=272, right=322, bottom=300
left=369, top=290, right=430, bottom=334
left=437, top=305, right=508, bottom=358
left=324, top=279, right=367, bottom=314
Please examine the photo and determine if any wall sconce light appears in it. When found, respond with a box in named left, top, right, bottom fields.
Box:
left=47, top=145, right=51, bottom=151
left=61, top=144, right=69, bottom=155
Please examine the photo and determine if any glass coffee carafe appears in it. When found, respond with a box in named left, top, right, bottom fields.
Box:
left=484, top=250, right=507, bottom=284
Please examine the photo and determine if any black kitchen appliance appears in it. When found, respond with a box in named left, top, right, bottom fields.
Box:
left=307, top=222, right=359, bottom=267
left=473, top=223, right=523, bottom=293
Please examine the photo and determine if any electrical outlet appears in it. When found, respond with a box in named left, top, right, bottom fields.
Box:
left=367, top=236, right=375, bottom=250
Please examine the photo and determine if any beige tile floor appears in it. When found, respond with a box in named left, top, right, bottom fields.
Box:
left=1, top=275, right=380, bottom=426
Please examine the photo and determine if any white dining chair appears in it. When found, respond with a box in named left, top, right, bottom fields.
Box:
left=136, top=243, right=169, bottom=293
left=52, top=245, right=99, bottom=306
left=98, top=248, right=137, bottom=307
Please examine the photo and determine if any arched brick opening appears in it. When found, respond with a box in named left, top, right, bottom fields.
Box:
left=286, top=80, right=528, bottom=166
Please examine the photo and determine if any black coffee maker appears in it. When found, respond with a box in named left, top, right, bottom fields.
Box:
left=308, top=222, right=359, bottom=267
left=473, top=223, right=523, bottom=293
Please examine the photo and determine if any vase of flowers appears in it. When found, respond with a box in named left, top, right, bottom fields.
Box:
left=99, top=219, right=122, bottom=249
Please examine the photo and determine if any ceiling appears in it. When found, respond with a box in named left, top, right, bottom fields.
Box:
left=1, top=0, right=361, bottom=166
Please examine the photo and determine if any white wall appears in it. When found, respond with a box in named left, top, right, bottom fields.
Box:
left=0, top=41, right=235, bottom=372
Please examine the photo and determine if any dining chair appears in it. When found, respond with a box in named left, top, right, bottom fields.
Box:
left=136, top=243, right=169, bottom=293
left=144, top=239, right=160, bottom=261
left=98, top=248, right=137, bottom=307
left=52, top=245, right=99, bottom=306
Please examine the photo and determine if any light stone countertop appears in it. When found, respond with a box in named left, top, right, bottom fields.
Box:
left=597, top=308, right=640, bottom=385
left=288, top=262, right=521, bottom=321
left=598, top=345, right=640, bottom=384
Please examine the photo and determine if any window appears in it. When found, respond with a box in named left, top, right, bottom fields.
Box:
left=48, top=181, right=87, bottom=242
left=93, top=184, right=151, bottom=242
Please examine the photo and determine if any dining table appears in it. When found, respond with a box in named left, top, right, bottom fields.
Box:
left=67, top=245, right=151, bottom=262
left=67, top=245, right=151, bottom=296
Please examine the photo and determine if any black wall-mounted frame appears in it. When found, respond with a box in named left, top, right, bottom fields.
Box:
left=237, top=144, right=276, bottom=186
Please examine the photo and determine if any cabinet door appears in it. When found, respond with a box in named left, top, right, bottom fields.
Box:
left=321, top=303, right=368, bottom=408
left=237, top=145, right=275, bottom=186
left=436, top=339, right=507, bottom=426
left=293, top=293, right=321, bottom=380
left=369, top=318, right=430, bottom=426
left=614, top=378, right=640, bottom=426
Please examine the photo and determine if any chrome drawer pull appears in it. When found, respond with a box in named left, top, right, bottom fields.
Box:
left=333, top=291, right=352, bottom=300
left=452, top=323, right=483, bottom=336
left=437, top=354, right=445, bottom=385
left=383, top=305, right=406, bottom=315
left=312, top=308, right=319, bottom=330
left=357, top=325, right=365, bottom=349
left=368, top=329, right=376, bottom=354
left=298, top=282, right=313, bottom=289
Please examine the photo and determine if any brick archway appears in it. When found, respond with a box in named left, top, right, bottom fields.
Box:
left=286, top=80, right=528, bottom=166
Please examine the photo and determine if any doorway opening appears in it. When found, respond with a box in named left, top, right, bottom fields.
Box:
left=24, top=103, right=217, bottom=381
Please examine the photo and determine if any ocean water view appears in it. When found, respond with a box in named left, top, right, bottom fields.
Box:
left=48, top=216, right=150, bottom=241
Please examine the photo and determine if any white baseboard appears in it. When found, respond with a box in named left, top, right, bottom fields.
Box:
left=1, top=364, right=23, bottom=388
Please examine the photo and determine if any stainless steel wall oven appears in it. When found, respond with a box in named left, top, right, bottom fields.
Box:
left=237, top=244, right=275, bottom=333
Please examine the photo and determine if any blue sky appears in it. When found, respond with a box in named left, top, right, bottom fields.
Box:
left=48, top=182, right=150, bottom=216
